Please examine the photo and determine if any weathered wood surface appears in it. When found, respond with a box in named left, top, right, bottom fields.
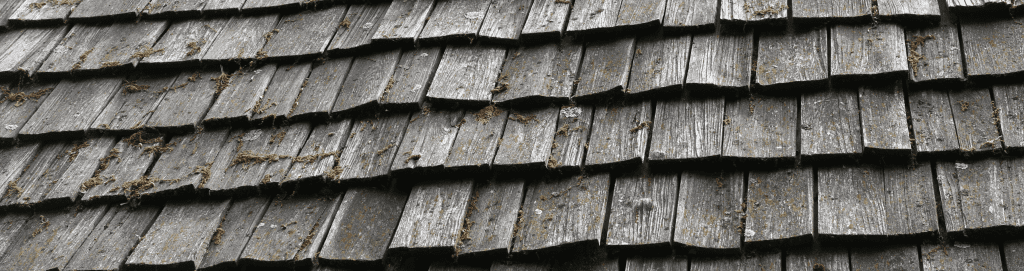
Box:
left=492, top=39, right=582, bottom=104
left=690, top=252, right=782, bottom=271
left=39, top=21, right=168, bottom=72
left=332, top=113, right=410, bottom=181
left=291, top=57, right=353, bottom=119
left=628, top=31, right=688, bottom=96
left=319, top=187, right=409, bottom=265
left=801, top=89, right=864, bottom=159
left=720, top=0, right=788, bottom=24
left=0, top=143, right=41, bottom=198
left=0, top=0, right=23, bottom=27
left=333, top=49, right=401, bottom=114
left=877, top=0, right=940, bottom=20
left=549, top=105, right=593, bottom=169
left=445, top=106, right=508, bottom=169
left=20, top=76, right=122, bottom=137
left=606, top=166, right=677, bottom=247
left=380, top=47, right=443, bottom=107
left=722, top=96, right=798, bottom=160
left=586, top=100, right=651, bottom=168
left=936, top=158, right=1024, bottom=232
left=493, top=106, right=559, bottom=168
left=0, top=212, right=31, bottom=257
left=203, top=64, right=278, bottom=125
left=746, top=169, right=813, bottom=243
left=286, top=120, right=352, bottom=184
left=674, top=171, right=744, bottom=251
left=8, top=0, right=78, bottom=23
left=252, top=62, right=312, bottom=122
left=478, top=0, right=531, bottom=42
left=457, top=178, right=525, bottom=255
left=198, top=196, right=272, bottom=270
left=818, top=166, right=886, bottom=236
left=949, top=87, right=1003, bottom=152
left=418, top=0, right=491, bottom=42
left=203, top=0, right=246, bottom=12
left=625, top=256, right=688, bottom=271
left=791, top=0, right=871, bottom=20
left=1005, top=239, right=1024, bottom=269
left=426, top=45, right=505, bottom=104
left=0, top=26, right=68, bottom=75
left=0, top=205, right=108, bottom=271
left=32, top=24, right=103, bottom=72
left=850, top=245, right=922, bottom=271
left=329, top=2, right=390, bottom=52
left=520, top=0, right=572, bottom=40
left=565, top=0, right=623, bottom=33
left=786, top=247, right=850, bottom=271
left=686, top=31, right=753, bottom=93
left=126, top=199, right=231, bottom=269
left=921, top=242, right=1003, bottom=271
left=993, top=83, right=1024, bottom=150
left=649, top=93, right=723, bottom=162
left=945, top=0, right=1011, bottom=9
left=0, top=81, right=59, bottom=141
left=206, top=124, right=311, bottom=192
left=372, top=0, right=435, bottom=43
left=663, top=0, right=717, bottom=30
left=146, top=70, right=221, bottom=131
left=575, top=37, right=635, bottom=99
left=908, top=89, right=961, bottom=154
left=91, top=72, right=178, bottom=132
left=881, top=164, right=941, bottom=235
left=200, top=14, right=280, bottom=61
left=756, top=28, right=828, bottom=90
left=618, top=0, right=667, bottom=27
left=859, top=82, right=913, bottom=156
left=392, top=109, right=462, bottom=173
left=241, top=0, right=304, bottom=11
left=263, top=5, right=346, bottom=59
left=69, top=0, right=148, bottom=20
left=0, top=142, right=72, bottom=207
left=144, top=0, right=208, bottom=16
left=147, top=128, right=231, bottom=194
left=6, top=137, right=114, bottom=207
left=513, top=173, right=611, bottom=252
left=831, top=24, right=909, bottom=79
left=141, top=18, right=229, bottom=65
left=390, top=179, right=474, bottom=253
left=240, top=193, right=342, bottom=268
left=65, top=204, right=161, bottom=271
left=80, top=134, right=162, bottom=202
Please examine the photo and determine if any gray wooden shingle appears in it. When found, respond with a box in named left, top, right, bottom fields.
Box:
left=674, top=171, right=744, bottom=251
left=252, top=63, right=312, bottom=123
left=687, top=31, right=753, bottom=94
left=649, top=92, right=724, bottom=162
left=291, top=57, right=353, bottom=120
left=380, top=47, right=443, bottom=107
left=850, top=245, right=921, bottom=271
left=800, top=89, right=864, bottom=160
left=945, top=0, right=1010, bottom=10
left=8, top=0, right=79, bottom=24
left=34, top=137, right=117, bottom=206
left=69, top=0, right=149, bottom=20
left=262, top=6, right=346, bottom=59
left=574, top=36, right=635, bottom=99
left=949, top=87, right=1002, bottom=153
left=1005, top=240, right=1024, bottom=269
left=492, top=38, right=582, bottom=104
left=0, top=81, right=58, bottom=142
left=625, top=256, right=688, bottom=271
left=908, top=88, right=960, bottom=155
left=831, top=24, right=909, bottom=80
left=882, top=164, right=941, bottom=235
left=478, top=0, right=532, bottom=43
left=19, top=76, right=122, bottom=138
left=200, top=14, right=279, bottom=61
left=0, top=0, right=24, bottom=27
left=818, top=165, right=938, bottom=238
left=993, top=83, right=1024, bottom=150
left=690, top=252, right=782, bottom=271
left=722, top=95, right=798, bottom=162
left=628, top=31, right=689, bottom=96
left=198, top=196, right=272, bottom=271
left=921, top=242, right=1003, bottom=271
left=0, top=205, right=108, bottom=271
left=791, top=0, right=871, bottom=21
left=318, top=187, right=408, bottom=265
left=140, top=18, right=229, bottom=66
left=203, top=64, right=278, bottom=126
left=64, top=204, right=162, bottom=271
left=126, top=199, right=231, bottom=270
left=877, top=0, right=940, bottom=20
left=332, top=113, right=410, bottom=182
left=372, top=0, right=435, bottom=43
left=663, top=0, right=717, bottom=31
left=520, top=0, right=572, bottom=40
left=0, top=143, right=41, bottom=198
left=756, top=27, right=828, bottom=91
left=203, top=0, right=245, bottom=12
left=445, top=106, right=508, bottom=169
left=720, top=0, right=787, bottom=24
left=418, top=0, right=491, bottom=42
left=746, top=168, right=813, bottom=244
left=240, top=193, right=342, bottom=269
left=549, top=105, right=594, bottom=169
left=143, top=0, right=207, bottom=16
left=0, top=212, right=31, bottom=257
left=859, top=82, right=913, bottom=157
left=333, top=49, right=401, bottom=114
left=606, top=166, right=677, bottom=247
left=206, top=123, right=311, bottom=193
left=936, top=158, right=1024, bottom=233
left=0, top=141, right=75, bottom=207
left=391, top=108, right=462, bottom=173
left=328, top=2, right=390, bottom=52
left=513, top=173, right=611, bottom=252
left=786, top=247, right=849, bottom=271
left=147, top=128, right=231, bottom=195
left=426, top=45, right=505, bottom=105
left=617, top=0, right=667, bottom=27
left=91, top=72, right=178, bottom=132
left=904, top=3, right=963, bottom=83
left=39, top=21, right=168, bottom=73
left=241, top=0, right=304, bottom=11
left=456, top=177, right=525, bottom=256
left=586, top=99, right=652, bottom=168
left=146, top=70, right=220, bottom=131
left=493, top=106, right=559, bottom=169
left=390, top=179, right=474, bottom=254
left=80, top=134, right=163, bottom=202
left=285, top=120, right=352, bottom=184
left=566, top=0, right=623, bottom=34
left=0, top=26, right=68, bottom=75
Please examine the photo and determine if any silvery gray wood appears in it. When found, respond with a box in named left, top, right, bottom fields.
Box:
left=19, top=76, right=122, bottom=137
left=907, top=88, right=960, bottom=154
left=144, top=0, right=207, bottom=16
left=690, top=252, right=782, bottom=271
left=329, top=2, right=390, bottom=52
left=722, top=96, right=798, bottom=160
left=492, top=38, right=582, bottom=104
left=79, top=135, right=162, bottom=202
left=126, top=199, right=231, bottom=270
left=91, top=72, right=178, bottom=132
left=285, top=120, right=352, bottom=184
left=239, top=193, right=342, bottom=268
left=585, top=99, right=652, bottom=168
left=426, top=45, right=505, bottom=105
left=850, top=245, right=921, bottom=271
left=0, top=81, right=59, bottom=142
left=262, top=5, right=346, bottom=59
left=800, top=89, right=864, bottom=159
left=993, top=83, right=1024, bottom=150
left=200, top=14, right=279, bottom=61
left=205, top=123, right=311, bottom=193
left=0, top=0, right=24, bottom=27
left=565, top=0, right=623, bottom=34
left=146, top=128, right=231, bottom=194
left=948, top=87, right=1003, bottom=153
left=628, top=31, right=689, bottom=96
left=0, top=141, right=74, bottom=207
left=146, top=70, right=222, bottom=131
left=936, top=158, right=1024, bottom=232
left=0, top=212, right=31, bottom=257
left=549, top=105, right=593, bottom=169
left=882, top=164, right=940, bottom=235
left=38, top=21, right=168, bottom=73
left=8, top=0, right=79, bottom=24
left=877, top=0, right=940, bottom=19
left=389, top=179, right=474, bottom=253
left=649, top=92, right=724, bottom=162
left=332, top=113, right=410, bottom=182
left=332, top=49, right=401, bottom=114
left=380, top=47, right=443, bottom=107
left=945, top=0, right=1010, bottom=10
left=674, top=171, right=744, bottom=251
left=904, top=2, right=963, bottom=83
left=921, top=242, right=1003, bottom=271
left=5, top=137, right=114, bottom=207
left=198, top=196, right=273, bottom=271
left=605, top=165, right=677, bottom=247
left=617, top=0, right=667, bottom=27
left=513, top=173, right=610, bottom=252
left=0, top=205, right=108, bottom=271
left=445, top=106, right=508, bottom=169
left=69, top=0, right=149, bottom=20
left=720, top=0, right=787, bottom=24
left=241, top=0, right=304, bottom=11
left=457, top=177, right=525, bottom=255
left=203, top=64, right=278, bottom=125
left=858, top=82, right=913, bottom=156
left=791, top=0, right=871, bottom=21
left=39, top=137, right=117, bottom=206
left=830, top=24, right=909, bottom=79
left=0, top=143, right=40, bottom=198
left=372, top=0, right=435, bottom=43
left=478, top=0, right=532, bottom=42
left=755, top=27, right=828, bottom=90
left=745, top=168, right=813, bottom=244
left=1005, top=240, right=1024, bottom=269
left=64, top=204, right=162, bottom=271
left=318, top=186, right=409, bottom=265
left=785, top=247, right=850, bottom=271
left=417, top=0, right=491, bottom=42
left=520, top=0, right=571, bottom=40
left=290, top=57, right=353, bottom=119
left=493, top=106, right=559, bottom=168
left=251, top=63, right=313, bottom=122
left=686, top=31, right=753, bottom=94
left=0, top=26, right=68, bottom=75
left=203, top=0, right=246, bottom=12
left=32, top=24, right=105, bottom=72
left=663, top=0, right=717, bottom=30
left=392, top=108, right=463, bottom=173
left=817, top=165, right=888, bottom=237
left=141, top=18, right=229, bottom=65
left=574, top=36, right=635, bottom=99
left=625, top=256, right=688, bottom=271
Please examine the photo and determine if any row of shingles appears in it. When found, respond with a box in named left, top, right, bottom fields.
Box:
left=3, top=0, right=332, bottom=25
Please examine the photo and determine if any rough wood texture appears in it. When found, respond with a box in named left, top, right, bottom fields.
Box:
left=0, top=212, right=31, bottom=257
left=0, top=81, right=59, bottom=141
left=649, top=93, right=723, bottom=162
left=391, top=109, right=462, bottom=173
left=241, top=0, right=304, bottom=11
left=127, top=199, right=230, bottom=270
left=333, top=49, right=401, bottom=114
left=418, top=0, right=491, bottom=42
left=147, top=129, right=231, bottom=195
left=206, top=124, right=311, bottom=192
left=674, top=171, right=744, bottom=251
left=5, top=137, right=113, bottom=207
left=993, top=83, right=1024, bottom=150
left=319, top=187, right=409, bottom=265
left=65, top=204, right=161, bottom=271
left=948, top=87, right=1003, bottom=152
left=628, top=31, right=689, bottom=96
left=20, top=76, right=122, bottom=137
left=882, top=164, right=941, bottom=235
left=690, top=252, right=782, bottom=271
left=953, top=15, right=1024, bottom=79
left=329, top=2, right=390, bottom=52
left=756, top=27, right=828, bottom=90
left=286, top=120, right=352, bottom=183
left=722, top=96, right=798, bottom=160
left=0, top=143, right=41, bottom=198
left=203, top=0, right=245, bottom=12
left=0, top=205, right=108, bottom=271
left=746, top=169, right=813, bottom=243
left=566, top=0, right=623, bottom=33
left=80, top=135, right=162, bottom=202
left=625, top=256, right=688, bottom=271
left=263, top=5, right=346, bottom=59
left=921, top=242, right=1003, bottom=271
left=146, top=70, right=221, bottom=131
left=850, top=245, right=921, bottom=271
left=333, top=113, right=410, bottom=182
left=372, top=0, right=435, bottom=42
left=200, top=14, right=279, bottom=61
left=445, top=106, right=508, bottom=169
left=380, top=47, right=443, bottom=107
left=198, top=196, right=271, bottom=270
left=520, top=0, right=572, bottom=40
left=663, top=0, right=717, bottom=30
left=791, top=0, right=871, bottom=20
left=291, top=57, right=353, bottom=119
left=514, top=173, right=611, bottom=252
left=8, top=0, right=78, bottom=23
left=493, top=106, right=559, bottom=168
left=618, top=0, right=667, bottom=27
left=492, top=39, right=582, bottom=104
left=69, top=0, right=148, bottom=20
left=786, top=247, right=849, bottom=271
left=1005, top=239, right=1024, bottom=269
left=203, top=64, right=278, bottom=125
left=240, top=193, right=342, bottom=268
left=457, top=178, right=525, bottom=255
left=144, top=0, right=208, bottom=16
left=575, top=37, right=635, bottom=99
left=859, top=82, right=913, bottom=156
left=720, top=0, right=787, bottom=24
left=426, top=45, right=505, bottom=105
left=0, top=0, right=23, bottom=27
left=831, top=24, right=909, bottom=79
left=586, top=100, right=651, bottom=168
left=877, top=0, right=940, bottom=20
left=818, top=165, right=933, bottom=237
left=478, top=0, right=532, bottom=42
left=39, top=21, right=168, bottom=72
left=606, top=166, right=677, bottom=247
left=0, top=26, right=68, bottom=75
left=908, top=89, right=960, bottom=154
left=390, top=179, right=474, bottom=253
left=91, top=72, right=178, bottom=132
left=687, top=31, right=753, bottom=93
left=937, top=158, right=1024, bottom=232
left=252, top=63, right=312, bottom=122
left=549, top=105, right=594, bottom=169
left=0, top=142, right=73, bottom=207
left=945, top=0, right=1010, bottom=9
left=801, top=89, right=864, bottom=158
left=141, top=18, right=229, bottom=65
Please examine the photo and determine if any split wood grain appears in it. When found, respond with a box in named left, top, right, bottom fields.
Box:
left=241, top=0, right=304, bottom=11
left=240, top=193, right=342, bottom=268
left=513, top=173, right=611, bottom=252
left=492, top=38, right=582, bottom=104
left=904, top=1, right=963, bottom=83
left=290, top=57, right=353, bottom=119
left=262, top=5, right=346, bottom=59
left=800, top=89, right=864, bottom=159
left=200, top=14, right=279, bottom=61
left=0, top=26, right=68, bottom=75
left=818, top=165, right=933, bottom=237
left=141, top=18, right=229, bottom=65
left=144, top=0, right=208, bottom=16
left=426, top=45, right=505, bottom=105
left=126, top=199, right=231, bottom=270
left=333, top=49, right=401, bottom=114
left=945, top=0, right=1010, bottom=10
left=936, top=158, right=1024, bottom=232
left=791, top=0, right=871, bottom=21
left=478, top=0, right=532, bottom=42
left=877, top=0, right=940, bottom=19
left=0, top=205, right=108, bottom=271
left=625, top=256, right=688, bottom=271
left=147, top=128, right=231, bottom=194
left=690, top=252, right=782, bottom=271
left=566, top=0, right=623, bottom=34
left=4, top=137, right=113, bottom=207
left=0, top=81, right=59, bottom=141
left=720, top=0, right=788, bottom=24
left=948, top=87, right=1003, bottom=152
left=880, top=164, right=941, bottom=235
left=418, top=0, right=491, bottom=42
left=445, top=106, right=508, bottom=169
left=203, top=0, right=246, bottom=12
left=38, top=137, right=117, bottom=206
left=32, top=24, right=104, bottom=72
left=628, top=31, right=689, bottom=96
left=392, top=109, right=462, bottom=173
left=606, top=166, right=677, bottom=247
left=586, top=100, right=652, bottom=168
left=80, top=135, right=162, bottom=202
left=20, top=76, right=122, bottom=137
left=332, top=113, right=410, bottom=182
left=674, top=171, right=744, bottom=251
left=146, top=70, right=222, bottom=131
left=549, top=105, right=594, bottom=169
left=921, top=242, right=1003, bottom=271
left=203, top=64, right=278, bottom=125
left=380, top=47, right=443, bottom=107
left=858, top=82, right=913, bottom=156
left=686, top=31, right=753, bottom=93
left=251, top=62, right=312, bottom=122
left=372, top=0, right=435, bottom=43
left=786, top=247, right=850, bottom=271
left=575, top=36, right=635, bottom=99
left=649, top=93, right=723, bottom=162
left=318, top=186, right=409, bottom=265
left=830, top=24, right=909, bottom=79
left=493, top=106, right=559, bottom=168
left=69, top=0, right=148, bottom=20
left=285, top=120, right=352, bottom=184
left=0, top=0, right=23, bottom=27
left=756, top=28, right=828, bottom=90
left=722, top=95, right=798, bottom=160
left=8, top=0, right=78, bottom=24
left=0, top=143, right=41, bottom=198
left=908, top=88, right=961, bottom=154
left=0, top=141, right=76, bottom=207
left=206, top=123, right=311, bottom=193
left=198, top=196, right=273, bottom=271
left=65, top=204, right=162, bottom=271
left=663, top=0, right=717, bottom=30
left=390, top=179, right=474, bottom=253
left=39, top=21, right=168, bottom=73
left=746, top=168, right=813, bottom=244
left=850, top=245, right=922, bottom=271
left=993, top=83, right=1024, bottom=150
left=0, top=212, right=31, bottom=257
left=329, top=2, right=390, bottom=52
left=457, top=177, right=525, bottom=255
left=520, top=0, right=572, bottom=40
left=91, top=72, right=178, bottom=132
left=617, top=0, right=667, bottom=27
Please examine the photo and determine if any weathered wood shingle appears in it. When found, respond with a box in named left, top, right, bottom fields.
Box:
left=687, top=31, right=753, bottom=94
left=948, top=87, right=1003, bottom=153
left=513, top=173, right=611, bottom=252
left=478, top=0, right=532, bottom=43
left=8, top=0, right=79, bottom=24
left=663, top=0, right=717, bottom=31
left=0, top=81, right=58, bottom=142
left=575, top=36, right=635, bottom=99
left=908, top=88, right=960, bottom=155
left=566, top=0, right=623, bottom=34
left=549, top=105, right=594, bottom=169
left=0, top=26, right=68, bottom=75
left=38, top=21, right=168, bottom=73
left=756, top=27, right=828, bottom=91
left=720, top=0, right=787, bottom=24
left=290, top=57, right=353, bottom=120
left=786, top=247, right=850, bottom=271
left=69, top=0, right=149, bottom=20
left=993, top=83, right=1024, bottom=150
left=628, top=31, right=689, bottom=96
left=649, top=92, right=724, bottom=163
left=20, top=76, right=122, bottom=138
left=445, top=106, right=507, bottom=170
left=146, top=129, right=231, bottom=195
left=493, top=106, right=559, bottom=169
left=0, top=205, right=108, bottom=271
left=372, top=0, right=435, bottom=43
left=859, top=82, right=913, bottom=157
left=332, top=113, right=410, bottom=182
left=64, top=204, right=161, bottom=271
left=90, top=72, right=178, bottom=132
left=675, top=171, right=744, bottom=251
left=198, top=196, right=272, bottom=271
left=146, top=70, right=220, bottom=131
left=240, top=193, right=342, bottom=269
left=391, top=109, right=462, bottom=173
left=332, top=49, right=401, bottom=114
left=791, top=0, right=871, bottom=21
left=921, top=242, right=1003, bottom=270
left=206, top=124, right=311, bottom=193
left=722, top=96, right=798, bottom=163
left=251, top=62, right=312, bottom=123
left=521, top=0, right=572, bottom=40
left=936, top=158, right=1024, bottom=233
left=79, top=134, right=163, bottom=202
left=426, top=45, right=505, bottom=105
left=877, top=0, right=940, bottom=19
left=380, top=47, right=443, bottom=107
left=262, top=5, right=346, bottom=59
left=328, top=2, right=390, bottom=52
left=800, top=89, right=863, bottom=160
left=818, top=165, right=938, bottom=238
left=418, top=0, right=491, bottom=42
left=285, top=120, right=351, bottom=184
left=492, top=39, right=582, bottom=104
left=904, top=2, right=963, bottom=83
left=456, top=177, right=525, bottom=255
left=200, top=14, right=279, bottom=61
left=203, top=64, right=278, bottom=126
left=850, top=245, right=921, bottom=270
left=586, top=100, right=652, bottom=168
left=746, top=168, right=813, bottom=245
left=389, top=179, right=474, bottom=254
left=606, top=166, right=677, bottom=247
left=830, top=24, right=909, bottom=80
left=126, top=199, right=231, bottom=270
left=318, top=187, right=408, bottom=265
left=140, top=18, right=228, bottom=66
left=957, top=14, right=1024, bottom=79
